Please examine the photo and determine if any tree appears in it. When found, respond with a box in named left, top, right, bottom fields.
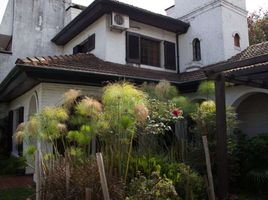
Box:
left=248, top=9, right=268, bottom=45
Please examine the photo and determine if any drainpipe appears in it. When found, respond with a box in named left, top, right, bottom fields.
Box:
left=176, top=33, right=180, bottom=74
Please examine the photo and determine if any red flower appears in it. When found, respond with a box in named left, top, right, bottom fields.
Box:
left=172, top=109, right=183, bottom=117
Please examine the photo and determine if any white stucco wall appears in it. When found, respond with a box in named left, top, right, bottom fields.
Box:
left=0, top=0, right=67, bottom=82
left=176, top=0, right=248, bottom=72
left=63, top=15, right=107, bottom=60
left=63, top=14, right=178, bottom=72
left=178, top=5, right=225, bottom=72
left=174, top=0, right=214, bottom=18
left=9, top=83, right=102, bottom=125
left=236, top=93, right=268, bottom=137
left=221, top=4, right=249, bottom=59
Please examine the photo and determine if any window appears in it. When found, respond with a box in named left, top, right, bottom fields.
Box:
left=73, top=34, right=95, bottom=54
left=126, top=32, right=161, bottom=67
left=234, top=33, right=240, bottom=47
left=192, top=38, right=201, bottom=61
left=141, top=38, right=160, bottom=67
left=12, top=107, right=24, bottom=156
left=0, top=34, right=12, bottom=53
left=164, top=41, right=176, bottom=70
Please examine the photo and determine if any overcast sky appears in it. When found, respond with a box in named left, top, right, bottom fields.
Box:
left=73, top=0, right=268, bottom=14
left=1, top=0, right=268, bottom=23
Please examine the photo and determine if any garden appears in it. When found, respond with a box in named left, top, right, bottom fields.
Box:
left=2, top=80, right=267, bottom=199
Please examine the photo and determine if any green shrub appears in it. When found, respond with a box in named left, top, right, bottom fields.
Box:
left=0, top=156, right=26, bottom=175
left=126, top=171, right=181, bottom=200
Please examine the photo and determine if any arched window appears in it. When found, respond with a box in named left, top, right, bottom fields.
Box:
left=28, top=93, right=38, bottom=119
left=193, top=38, right=201, bottom=61
left=234, top=33, right=240, bottom=47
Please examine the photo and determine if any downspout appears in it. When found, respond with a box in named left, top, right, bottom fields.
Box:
left=176, top=33, right=180, bottom=74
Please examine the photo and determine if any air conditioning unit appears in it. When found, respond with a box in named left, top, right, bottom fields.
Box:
left=110, top=12, right=129, bottom=30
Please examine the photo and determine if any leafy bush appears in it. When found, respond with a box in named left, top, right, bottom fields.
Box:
left=126, top=171, right=181, bottom=200
left=0, top=155, right=26, bottom=175
left=127, top=156, right=206, bottom=200
left=228, top=132, right=268, bottom=195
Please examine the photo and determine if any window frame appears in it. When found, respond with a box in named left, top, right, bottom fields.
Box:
left=126, top=32, right=163, bottom=68
left=234, top=33, right=241, bottom=48
left=0, top=34, right=12, bottom=54
left=192, top=38, right=201, bottom=61
left=73, top=34, right=95, bottom=54
left=164, top=41, right=176, bottom=70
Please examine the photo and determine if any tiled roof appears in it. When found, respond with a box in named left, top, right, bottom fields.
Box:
left=16, top=53, right=206, bottom=84
left=204, top=41, right=268, bottom=72
left=227, top=41, right=268, bottom=62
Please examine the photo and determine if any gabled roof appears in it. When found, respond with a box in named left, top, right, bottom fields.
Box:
left=52, top=0, right=189, bottom=45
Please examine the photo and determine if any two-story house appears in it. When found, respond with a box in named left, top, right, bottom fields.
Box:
left=0, top=0, right=268, bottom=158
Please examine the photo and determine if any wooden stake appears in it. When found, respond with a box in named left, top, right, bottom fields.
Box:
left=85, top=188, right=92, bottom=200
left=96, top=153, right=110, bottom=200
left=202, top=136, right=216, bottom=200
left=66, top=161, right=70, bottom=197
left=35, top=150, right=41, bottom=200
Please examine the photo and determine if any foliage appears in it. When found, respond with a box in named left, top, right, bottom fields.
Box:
left=248, top=9, right=268, bottom=45
left=191, top=100, right=238, bottom=137
left=0, top=155, right=26, bottom=175
left=127, top=156, right=206, bottom=200
left=138, top=99, right=183, bottom=136
left=188, top=100, right=238, bottom=179
left=197, top=81, right=215, bottom=99
left=172, top=96, right=197, bottom=116
left=141, top=80, right=178, bottom=101
left=0, top=187, right=34, bottom=200
left=17, top=81, right=208, bottom=199
left=228, top=132, right=268, bottom=195
left=126, top=171, right=180, bottom=200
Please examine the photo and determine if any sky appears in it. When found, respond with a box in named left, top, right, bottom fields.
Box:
left=1, top=0, right=268, bottom=23
left=73, top=0, right=268, bottom=14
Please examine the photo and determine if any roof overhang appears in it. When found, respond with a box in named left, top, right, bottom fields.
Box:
left=52, top=0, right=189, bottom=45
left=0, top=64, right=202, bottom=102
left=204, top=54, right=268, bottom=89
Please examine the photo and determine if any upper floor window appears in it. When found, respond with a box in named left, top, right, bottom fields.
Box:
left=73, top=34, right=95, bottom=54
left=234, top=33, right=240, bottom=47
left=141, top=38, right=160, bottom=67
left=126, top=32, right=176, bottom=70
left=0, top=34, right=12, bottom=53
left=126, top=32, right=160, bottom=67
left=192, top=38, right=201, bottom=61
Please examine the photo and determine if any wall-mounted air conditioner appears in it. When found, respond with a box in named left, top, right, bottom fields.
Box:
left=110, top=12, right=129, bottom=30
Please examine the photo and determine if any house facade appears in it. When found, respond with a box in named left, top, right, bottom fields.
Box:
left=0, top=0, right=268, bottom=159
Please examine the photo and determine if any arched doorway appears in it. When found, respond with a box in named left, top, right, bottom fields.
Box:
left=236, top=93, right=268, bottom=137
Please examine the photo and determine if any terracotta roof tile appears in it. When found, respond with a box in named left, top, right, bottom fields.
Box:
left=15, top=53, right=206, bottom=84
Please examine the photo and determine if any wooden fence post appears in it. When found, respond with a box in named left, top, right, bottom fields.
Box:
left=96, top=153, right=110, bottom=200
left=85, top=188, right=92, bottom=200
left=35, top=150, right=41, bottom=200
left=202, top=136, right=216, bottom=200
left=66, top=161, right=70, bottom=198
